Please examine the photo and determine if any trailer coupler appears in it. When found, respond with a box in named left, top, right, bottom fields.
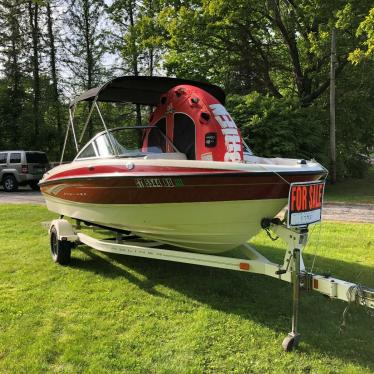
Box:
left=301, top=271, right=374, bottom=309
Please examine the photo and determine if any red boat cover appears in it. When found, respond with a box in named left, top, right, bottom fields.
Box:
left=143, top=85, right=244, bottom=162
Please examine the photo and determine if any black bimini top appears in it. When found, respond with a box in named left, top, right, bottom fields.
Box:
left=69, top=76, right=226, bottom=108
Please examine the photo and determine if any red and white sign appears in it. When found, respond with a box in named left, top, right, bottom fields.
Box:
left=209, top=104, right=243, bottom=162
left=287, top=181, right=325, bottom=227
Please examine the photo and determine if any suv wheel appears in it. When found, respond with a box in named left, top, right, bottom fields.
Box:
left=3, top=175, right=18, bottom=192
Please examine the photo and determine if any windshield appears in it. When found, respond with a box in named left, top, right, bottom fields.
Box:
left=242, top=140, right=254, bottom=156
left=76, top=126, right=179, bottom=160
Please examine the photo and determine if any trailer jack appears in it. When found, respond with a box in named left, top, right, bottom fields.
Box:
left=269, top=221, right=374, bottom=351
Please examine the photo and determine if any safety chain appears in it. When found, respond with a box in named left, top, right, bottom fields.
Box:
left=264, top=227, right=279, bottom=241
left=340, top=284, right=374, bottom=332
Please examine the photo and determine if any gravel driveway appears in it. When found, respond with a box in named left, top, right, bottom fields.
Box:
left=0, top=189, right=373, bottom=223
left=322, top=202, right=374, bottom=224
left=0, top=187, right=45, bottom=204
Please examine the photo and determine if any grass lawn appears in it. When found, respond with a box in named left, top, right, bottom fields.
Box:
left=0, top=204, right=373, bottom=373
left=324, top=168, right=374, bottom=204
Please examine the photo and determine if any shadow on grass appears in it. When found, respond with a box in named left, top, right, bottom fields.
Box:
left=70, top=244, right=374, bottom=368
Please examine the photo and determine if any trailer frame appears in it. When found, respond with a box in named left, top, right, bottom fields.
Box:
left=45, top=217, right=374, bottom=351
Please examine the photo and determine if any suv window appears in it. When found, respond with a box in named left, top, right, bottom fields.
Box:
left=26, top=152, right=48, bottom=164
left=10, top=153, right=21, bottom=163
left=0, top=153, right=7, bottom=163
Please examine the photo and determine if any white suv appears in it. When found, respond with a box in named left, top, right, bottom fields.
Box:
left=0, top=151, right=49, bottom=192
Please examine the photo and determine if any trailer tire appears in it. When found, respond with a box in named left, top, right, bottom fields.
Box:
left=282, top=334, right=300, bottom=352
left=50, top=226, right=71, bottom=265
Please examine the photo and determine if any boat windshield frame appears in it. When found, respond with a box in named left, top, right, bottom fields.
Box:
left=61, top=96, right=176, bottom=163
left=242, top=140, right=254, bottom=156
left=74, top=126, right=182, bottom=161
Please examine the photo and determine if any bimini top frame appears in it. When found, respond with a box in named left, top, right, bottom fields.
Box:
left=61, top=76, right=226, bottom=164
left=69, top=76, right=226, bottom=107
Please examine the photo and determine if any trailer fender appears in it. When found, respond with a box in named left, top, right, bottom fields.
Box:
left=49, top=219, right=78, bottom=242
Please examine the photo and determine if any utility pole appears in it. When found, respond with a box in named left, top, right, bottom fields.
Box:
left=330, top=27, right=337, bottom=184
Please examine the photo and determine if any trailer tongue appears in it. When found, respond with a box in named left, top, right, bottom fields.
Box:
left=45, top=180, right=374, bottom=351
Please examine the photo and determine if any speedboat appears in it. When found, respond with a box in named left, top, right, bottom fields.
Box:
left=40, top=76, right=326, bottom=253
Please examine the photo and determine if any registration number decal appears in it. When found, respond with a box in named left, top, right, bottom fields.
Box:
left=135, top=177, right=184, bottom=188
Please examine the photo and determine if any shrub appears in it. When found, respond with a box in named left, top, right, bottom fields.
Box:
left=226, top=93, right=328, bottom=164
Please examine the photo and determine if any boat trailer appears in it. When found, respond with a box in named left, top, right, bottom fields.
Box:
left=45, top=216, right=374, bottom=352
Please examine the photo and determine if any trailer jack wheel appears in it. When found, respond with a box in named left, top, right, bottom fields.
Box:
left=282, top=332, right=300, bottom=352
left=283, top=247, right=302, bottom=352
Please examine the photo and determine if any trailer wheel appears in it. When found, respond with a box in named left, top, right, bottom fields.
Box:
left=50, top=226, right=71, bottom=265
left=282, top=334, right=300, bottom=352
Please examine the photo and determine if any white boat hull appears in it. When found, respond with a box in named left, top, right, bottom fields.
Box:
left=44, top=195, right=287, bottom=253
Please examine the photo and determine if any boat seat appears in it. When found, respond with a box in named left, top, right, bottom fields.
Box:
left=145, top=153, right=187, bottom=160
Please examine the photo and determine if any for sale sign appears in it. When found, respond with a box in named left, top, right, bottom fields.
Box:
left=287, top=181, right=325, bottom=227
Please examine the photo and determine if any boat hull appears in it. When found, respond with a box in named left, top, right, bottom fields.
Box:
left=40, top=159, right=325, bottom=253
left=44, top=195, right=287, bottom=253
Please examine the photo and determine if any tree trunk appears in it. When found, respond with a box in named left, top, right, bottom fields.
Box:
left=330, top=28, right=337, bottom=184
left=28, top=1, right=41, bottom=141
left=128, top=1, right=142, bottom=126
left=1, top=1, right=24, bottom=148
left=267, top=0, right=305, bottom=98
left=10, top=28, right=21, bottom=147
left=46, top=1, right=62, bottom=152
left=149, top=47, right=154, bottom=77
left=83, top=0, right=94, bottom=137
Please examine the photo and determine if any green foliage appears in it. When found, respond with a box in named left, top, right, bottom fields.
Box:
left=334, top=62, right=374, bottom=178
left=348, top=7, right=374, bottom=64
left=157, top=0, right=373, bottom=103
left=227, top=93, right=328, bottom=162
left=0, top=74, right=66, bottom=159
left=0, top=0, right=374, bottom=177
left=63, top=0, right=107, bottom=91
left=325, top=167, right=374, bottom=202
left=107, top=0, right=164, bottom=75
left=339, top=151, right=370, bottom=179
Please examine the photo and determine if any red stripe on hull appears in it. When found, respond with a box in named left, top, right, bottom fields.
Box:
left=41, top=173, right=323, bottom=204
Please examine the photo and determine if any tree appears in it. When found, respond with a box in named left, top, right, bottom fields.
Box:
left=157, top=0, right=372, bottom=105
left=0, top=0, right=27, bottom=148
left=107, top=0, right=165, bottom=123
left=28, top=0, right=42, bottom=141
left=46, top=0, right=63, bottom=152
left=62, top=0, right=107, bottom=138
left=107, top=0, right=142, bottom=124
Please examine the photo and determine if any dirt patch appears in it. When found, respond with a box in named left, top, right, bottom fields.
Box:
left=322, top=202, right=374, bottom=224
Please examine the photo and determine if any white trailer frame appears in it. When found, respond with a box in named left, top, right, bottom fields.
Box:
left=46, top=216, right=374, bottom=351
